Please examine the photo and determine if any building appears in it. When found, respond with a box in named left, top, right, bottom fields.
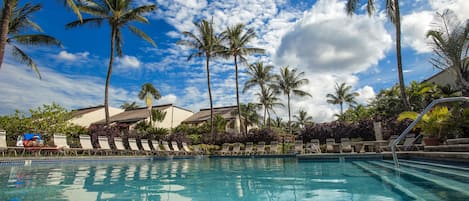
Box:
left=69, top=105, right=124, bottom=128
left=182, top=105, right=257, bottom=134
left=422, top=67, right=459, bottom=89
left=94, top=104, right=194, bottom=131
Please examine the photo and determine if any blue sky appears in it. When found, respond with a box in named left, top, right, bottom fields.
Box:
left=0, top=0, right=467, bottom=122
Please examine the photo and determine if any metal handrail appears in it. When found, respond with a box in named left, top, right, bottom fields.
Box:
left=391, top=97, right=469, bottom=168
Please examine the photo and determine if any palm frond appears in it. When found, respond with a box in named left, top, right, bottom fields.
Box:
left=10, top=45, right=41, bottom=79
left=128, top=25, right=156, bottom=47
left=66, top=18, right=104, bottom=29
left=9, top=34, right=62, bottom=47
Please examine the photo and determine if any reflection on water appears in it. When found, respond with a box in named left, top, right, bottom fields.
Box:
left=0, top=158, right=404, bottom=201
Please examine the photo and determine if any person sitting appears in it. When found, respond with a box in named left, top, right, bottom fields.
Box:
left=24, top=136, right=39, bottom=147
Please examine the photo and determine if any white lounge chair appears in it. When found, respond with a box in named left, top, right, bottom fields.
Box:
left=79, top=135, right=96, bottom=155
left=97, top=136, right=114, bottom=155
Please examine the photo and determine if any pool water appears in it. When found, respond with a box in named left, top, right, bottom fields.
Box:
left=0, top=158, right=468, bottom=201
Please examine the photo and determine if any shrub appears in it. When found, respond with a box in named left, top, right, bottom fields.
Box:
left=301, top=120, right=375, bottom=144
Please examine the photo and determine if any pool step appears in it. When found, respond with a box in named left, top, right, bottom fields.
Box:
left=368, top=161, right=469, bottom=197
left=399, top=159, right=469, bottom=172
left=382, top=160, right=469, bottom=182
left=352, top=161, right=425, bottom=201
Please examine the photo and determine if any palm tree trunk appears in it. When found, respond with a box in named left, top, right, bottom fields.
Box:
left=206, top=56, right=214, bottom=138
left=340, top=103, right=343, bottom=116
left=105, top=27, right=116, bottom=129
left=394, top=0, right=410, bottom=110
left=234, top=56, right=243, bottom=135
left=0, top=0, right=13, bottom=71
left=263, top=106, right=267, bottom=127
left=287, top=93, right=291, bottom=135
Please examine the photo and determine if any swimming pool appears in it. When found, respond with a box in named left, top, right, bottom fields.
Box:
left=0, top=158, right=468, bottom=200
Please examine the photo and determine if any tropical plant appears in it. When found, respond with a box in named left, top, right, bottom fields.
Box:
left=426, top=10, right=469, bottom=96
left=397, top=106, right=451, bottom=139
left=67, top=0, right=156, bottom=128
left=341, top=104, right=373, bottom=123
left=257, top=86, right=284, bottom=127
left=346, top=0, right=410, bottom=109
left=151, top=109, right=166, bottom=127
left=221, top=23, right=265, bottom=135
left=120, top=101, right=139, bottom=111
left=326, top=82, right=359, bottom=117
left=243, top=62, right=275, bottom=125
left=138, top=83, right=161, bottom=108
left=211, top=114, right=228, bottom=133
left=0, top=0, right=61, bottom=78
left=274, top=66, right=311, bottom=134
left=231, top=103, right=261, bottom=134
left=178, top=19, right=223, bottom=136
left=62, top=0, right=83, bottom=21
left=271, top=117, right=285, bottom=129
left=293, top=110, right=313, bottom=129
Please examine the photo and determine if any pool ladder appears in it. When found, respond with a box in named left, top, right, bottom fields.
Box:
left=391, top=97, right=469, bottom=168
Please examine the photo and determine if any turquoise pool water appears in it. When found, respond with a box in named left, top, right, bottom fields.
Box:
left=0, top=158, right=468, bottom=200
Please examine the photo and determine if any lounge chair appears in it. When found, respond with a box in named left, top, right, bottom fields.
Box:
left=114, top=137, right=129, bottom=155
left=256, top=142, right=266, bottom=155
left=53, top=134, right=78, bottom=156
left=0, top=131, right=19, bottom=156
left=230, top=143, right=242, bottom=155
left=97, top=136, right=114, bottom=155
left=141, top=139, right=156, bottom=155
left=397, top=135, right=423, bottom=151
left=269, top=141, right=279, bottom=154
left=171, top=141, right=186, bottom=155
left=151, top=140, right=167, bottom=155
left=379, top=135, right=399, bottom=152
left=128, top=138, right=142, bottom=155
left=162, top=141, right=176, bottom=155
left=340, top=138, right=353, bottom=153
left=79, top=135, right=96, bottom=155
left=294, top=140, right=304, bottom=154
left=326, top=138, right=340, bottom=153
left=243, top=142, right=254, bottom=155
left=181, top=142, right=194, bottom=155
left=217, top=143, right=230, bottom=155
left=311, top=139, right=321, bottom=153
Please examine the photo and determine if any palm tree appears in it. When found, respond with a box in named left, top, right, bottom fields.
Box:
left=293, top=110, right=313, bottom=129
left=120, top=101, right=139, bottom=111
left=426, top=10, right=469, bottom=96
left=63, top=0, right=83, bottom=21
left=346, top=0, right=410, bottom=110
left=178, top=19, right=223, bottom=136
left=274, top=66, right=311, bottom=134
left=0, top=1, right=61, bottom=78
left=138, top=83, right=161, bottom=125
left=257, top=86, right=284, bottom=128
left=221, top=23, right=265, bottom=135
left=151, top=109, right=166, bottom=127
left=231, top=103, right=261, bottom=134
left=0, top=0, right=14, bottom=72
left=326, top=82, right=359, bottom=116
left=67, top=0, right=156, bottom=128
left=243, top=62, right=275, bottom=125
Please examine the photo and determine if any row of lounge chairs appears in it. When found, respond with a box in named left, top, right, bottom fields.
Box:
left=0, top=133, right=203, bottom=157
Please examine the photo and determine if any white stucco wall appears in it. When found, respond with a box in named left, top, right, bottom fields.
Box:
left=425, top=68, right=458, bottom=89
left=69, top=107, right=124, bottom=128
left=157, top=107, right=194, bottom=130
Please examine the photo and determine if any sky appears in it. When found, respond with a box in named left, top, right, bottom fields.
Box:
left=0, top=0, right=468, bottom=123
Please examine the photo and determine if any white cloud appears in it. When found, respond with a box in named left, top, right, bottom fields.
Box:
left=275, top=0, right=392, bottom=74
left=56, top=50, right=90, bottom=61
left=402, top=11, right=434, bottom=53
left=0, top=62, right=135, bottom=114
left=158, top=94, right=178, bottom=105
left=355, top=85, right=376, bottom=105
left=116, top=55, right=141, bottom=69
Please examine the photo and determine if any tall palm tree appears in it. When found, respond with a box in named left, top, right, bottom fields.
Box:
left=293, top=110, right=313, bottom=129
left=275, top=66, right=311, bottom=134
left=67, top=0, right=156, bottom=127
left=0, top=1, right=61, bottom=78
left=326, top=82, right=359, bottom=116
left=426, top=10, right=469, bottom=96
left=243, top=62, right=275, bottom=125
left=0, top=0, right=14, bottom=72
left=221, top=23, right=265, bottom=135
left=346, top=0, right=410, bottom=110
left=120, top=101, right=139, bottom=111
left=257, top=86, right=284, bottom=128
left=138, top=83, right=161, bottom=125
left=178, top=19, right=223, bottom=135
